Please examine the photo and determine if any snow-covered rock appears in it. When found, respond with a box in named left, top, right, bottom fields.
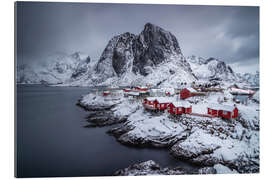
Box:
left=17, top=52, right=92, bottom=85
left=114, top=160, right=217, bottom=175
left=78, top=86, right=259, bottom=174
left=70, top=23, right=196, bottom=87
left=242, top=71, right=259, bottom=87
left=187, top=55, right=236, bottom=82
left=108, top=108, right=191, bottom=147
left=252, top=90, right=259, bottom=103
left=213, top=164, right=238, bottom=174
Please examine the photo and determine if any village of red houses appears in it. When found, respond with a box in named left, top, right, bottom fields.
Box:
left=101, top=84, right=256, bottom=121
left=79, top=80, right=259, bottom=174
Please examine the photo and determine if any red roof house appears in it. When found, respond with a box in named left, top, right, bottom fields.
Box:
left=103, top=91, right=111, bottom=96
left=135, top=86, right=149, bottom=91
left=143, top=97, right=157, bottom=110
left=168, top=101, right=192, bottom=115
left=123, top=88, right=132, bottom=92
left=154, top=97, right=174, bottom=110
left=207, top=104, right=238, bottom=119
left=180, top=88, right=197, bottom=99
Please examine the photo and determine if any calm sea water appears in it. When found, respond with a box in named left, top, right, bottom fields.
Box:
left=16, top=85, right=197, bottom=177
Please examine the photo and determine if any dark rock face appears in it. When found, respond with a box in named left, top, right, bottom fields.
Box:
left=76, top=99, right=126, bottom=127
left=95, top=32, right=136, bottom=81
left=112, top=33, right=136, bottom=76
left=85, top=110, right=128, bottom=127
left=95, top=23, right=191, bottom=79
left=132, top=23, right=183, bottom=75
left=198, top=167, right=217, bottom=174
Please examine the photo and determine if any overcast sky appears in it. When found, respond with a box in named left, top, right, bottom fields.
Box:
left=16, top=2, right=259, bottom=74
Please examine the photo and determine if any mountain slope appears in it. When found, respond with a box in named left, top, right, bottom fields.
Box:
left=75, top=23, right=196, bottom=87
left=187, top=55, right=236, bottom=81
left=17, top=52, right=92, bottom=85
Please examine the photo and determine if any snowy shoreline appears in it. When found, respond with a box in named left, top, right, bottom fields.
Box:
left=77, top=89, right=259, bottom=175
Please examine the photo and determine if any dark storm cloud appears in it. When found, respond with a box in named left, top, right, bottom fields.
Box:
left=16, top=2, right=259, bottom=73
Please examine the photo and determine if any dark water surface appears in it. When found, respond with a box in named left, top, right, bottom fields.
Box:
left=16, top=85, right=197, bottom=177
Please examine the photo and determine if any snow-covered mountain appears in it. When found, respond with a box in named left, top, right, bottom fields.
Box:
left=187, top=55, right=236, bottom=81
left=17, top=52, right=92, bottom=85
left=17, top=23, right=259, bottom=88
left=242, top=71, right=259, bottom=87
left=70, top=23, right=196, bottom=87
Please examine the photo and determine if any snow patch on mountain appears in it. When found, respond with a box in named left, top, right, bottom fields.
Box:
left=17, top=52, right=92, bottom=85
left=69, top=23, right=196, bottom=87
left=187, top=55, right=236, bottom=81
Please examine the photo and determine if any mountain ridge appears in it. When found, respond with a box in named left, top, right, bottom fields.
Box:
left=17, top=23, right=258, bottom=87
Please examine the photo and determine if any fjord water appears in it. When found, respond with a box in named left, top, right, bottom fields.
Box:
left=16, top=85, right=196, bottom=177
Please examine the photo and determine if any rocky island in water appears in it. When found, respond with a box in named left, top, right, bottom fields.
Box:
left=18, top=23, right=260, bottom=175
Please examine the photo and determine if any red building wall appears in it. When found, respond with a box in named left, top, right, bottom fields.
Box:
left=208, top=108, right=218, bottom=117
left=221, top=111, right=231, bottom=119
left=232, top=108, right=239, bottom=118
left=185, top=107, right=192, bottom=114
left=180, top=88, right=191, bottom=99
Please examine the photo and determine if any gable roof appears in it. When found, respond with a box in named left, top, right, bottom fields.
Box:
left=155, top=97, right=174, bottom=103
left=207, top=103, right=236, bottom=112
left=127, top=91, right=140, bottom=96
left=171, top=101, right=191, bottom=108
left=186, top=87, right=197, bottom=93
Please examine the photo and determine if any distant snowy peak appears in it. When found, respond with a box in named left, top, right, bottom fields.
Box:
left=92, top=23, right=195, bottom=86
left=187, top=55, right=236, bottom=81
left=240, top=71, right=259, bottom=86
left=17, top=52, right=92, bottom=84
left=188, top=55, right=207, bottom=65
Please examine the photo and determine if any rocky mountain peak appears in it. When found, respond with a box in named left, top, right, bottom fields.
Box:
left=95, top=23, right=190, bottom=81
left=132, top=23, right=184, bottom=75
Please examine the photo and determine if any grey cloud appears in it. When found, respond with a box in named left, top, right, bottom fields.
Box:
left=16, top=2, right=259, bottom=73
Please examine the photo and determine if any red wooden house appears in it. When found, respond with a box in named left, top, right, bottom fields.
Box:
left=207, top=104, right=238, bottom=119
left=180, top=88, right=197, bottom=99
left=103, top=91, right=111, bottom=96
left=123, top=88, right=132, bottom=92
left=154, top=97, right=174, bottom=110
left=135, top=86, right=149, bottom=91
left=143, top=97, right=157, bottom=110
left=168, top=101, right=192, bottom=115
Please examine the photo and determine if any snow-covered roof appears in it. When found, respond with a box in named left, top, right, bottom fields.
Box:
left=171, top=101, right=191, bottom=108
left=186, top=87, right=197, bottom=93
left=155, top=97, right=174, bottom=103
left=230, top=88, right=255, bottom=95
left=127, top=91, right=140, bottom=96
left=207, top=103, right=236, bottom=112
left=164, top=88, right=175, bottom=94
left=146, top=97, right=157, bottom=101
left=104, top=91, right=110, bottom=93
left=252, top=90, right=259, bottom=101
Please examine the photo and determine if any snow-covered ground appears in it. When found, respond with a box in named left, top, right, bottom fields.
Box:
left=78, top=87, right=259, bottom=174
